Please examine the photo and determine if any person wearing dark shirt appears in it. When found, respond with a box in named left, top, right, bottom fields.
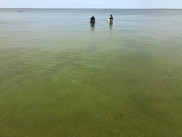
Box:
left=109, top=15, right=113, bottom=21
left=90, top=16, right=95, bottom=23
left=108, top=14, right=113, bottom=25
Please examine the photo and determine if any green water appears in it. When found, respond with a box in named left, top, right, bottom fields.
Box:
left=0, top=9, right=182, bottom=137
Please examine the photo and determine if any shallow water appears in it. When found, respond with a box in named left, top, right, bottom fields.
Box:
left=0, top=9, right=182, bottom=137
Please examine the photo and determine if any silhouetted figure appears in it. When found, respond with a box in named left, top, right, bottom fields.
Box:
left=90, top=16, right=95, bottom=31
left=90, top=16, right=95, bottom=23
left=109, top=15, right=113, bottom=21
left=108, top=14, right=113, bottom=25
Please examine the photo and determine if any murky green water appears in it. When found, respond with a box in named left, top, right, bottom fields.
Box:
left=0, top=9, right=182, bottom=137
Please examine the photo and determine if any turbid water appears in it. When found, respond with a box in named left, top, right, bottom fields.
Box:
left=0, top=9, right=182, bottom=137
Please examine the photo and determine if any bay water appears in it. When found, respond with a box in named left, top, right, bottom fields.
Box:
left=0, top=9, right=182, bottom=137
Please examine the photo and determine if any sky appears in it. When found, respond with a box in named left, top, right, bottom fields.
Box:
left=0, top=0, right=182, bottom=9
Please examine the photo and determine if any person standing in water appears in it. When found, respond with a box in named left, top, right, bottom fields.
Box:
left=108, top=14, right=113, bottom=25
left=109, top=14, right=113, bottom=21
left=90, top=16, right=95, bottom=23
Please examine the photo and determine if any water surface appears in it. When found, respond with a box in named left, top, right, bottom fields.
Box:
left=0, top=9, right=182, bottom=137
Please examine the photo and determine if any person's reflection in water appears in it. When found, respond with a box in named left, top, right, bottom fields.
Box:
left=109, top=22, right=113, bottom=30
left=90, top=22, right=95, bottom=31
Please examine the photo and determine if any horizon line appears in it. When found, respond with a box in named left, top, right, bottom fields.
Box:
left=0, top=7, right=182, bottom=10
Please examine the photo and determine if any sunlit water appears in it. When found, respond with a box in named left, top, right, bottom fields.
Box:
left=0, top=9, right=182, bottom=137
